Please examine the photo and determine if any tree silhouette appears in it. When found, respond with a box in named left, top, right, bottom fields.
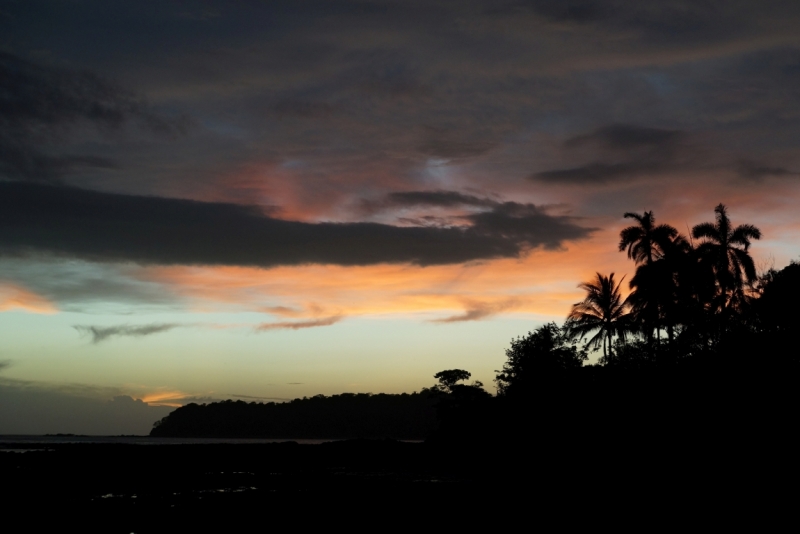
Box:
left=692, top=204, right=761, bottom=315
left=619, top=211, right=678, bottom=265
left=618, top=211, right=682, bottom=344
left=495, top=322, right=586, bottom=396
left=433, top=369, right=472, bottom=393
left=566, top=273, right=631, bottom=359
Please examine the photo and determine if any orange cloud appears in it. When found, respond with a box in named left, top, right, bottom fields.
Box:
left=0, top=284, right=57, bottom=314
left=134, top=235, right=633, bottom=322
left=138, top=390, right=191, bottom=408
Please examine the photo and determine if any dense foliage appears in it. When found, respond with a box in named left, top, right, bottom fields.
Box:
left=492, top=204, right=799, bottom=395
left=151, top=392, right=438, bottom=439
left=494, top=323, right=586, bottom=397
left=564, top=204, right=791, bottom=360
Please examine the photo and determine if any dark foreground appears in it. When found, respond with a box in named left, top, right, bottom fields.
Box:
left=2, top=434, right=797, bottom=532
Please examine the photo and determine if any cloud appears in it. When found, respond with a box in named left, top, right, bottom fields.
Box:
left=139, top=391, right=216, bottom=407
left=0, top=377, right=176, bottom=435
left=254, top=316, right=343, bottom=332
left=0, top=148, right=119, bottom=185
left=377, top=190, right=498, bottom=210
left=0, top=182, right=593, bottom=267
left=736, top=159, right=798, bottom=180
left=261, top=305, right=305, bottom=317
left=74, top=323, right=184, bottom=343
left=361, top=190, right=593, bottom=249
left=488, top=1, right=769, bottom=50
left=358, top=190, right=496, bottom=220
left=0, top=283, right=58, bottom=314
left=463, top=202, right=592, bottom=249
left=0, top=257, right=181, bottom=311
left=532, top=161, right=664, bottom=184
left=431, top=299, right=519, bottom=323
left=530, top=124, right=690, bottom=185
left=0, top=360, right=11, bottom=372
left=563, top=124, right=685, bottom=150
left=0, top=52, right=182, bottom=183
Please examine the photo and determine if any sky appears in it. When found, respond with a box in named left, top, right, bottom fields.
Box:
left=1, top=0, right=799, bottom=434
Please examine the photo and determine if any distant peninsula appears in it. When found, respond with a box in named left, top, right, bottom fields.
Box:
left=150, top=392, right=438, bottom=439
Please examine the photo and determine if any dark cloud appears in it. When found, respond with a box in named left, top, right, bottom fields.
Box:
left=0, top=183, right=593, bottom=267
left=254, top=316, right=343, bottom=332
left=0, top=52, right=183, bottom=183
left=362, top=191, right=576, bottom=242
left=736, top=159, right=798, bottom=180
left=463, top=202, right=592, bottom=249
left=564, top=124, right=685, bottom=150
left=531, top=124, right=690, bottom=185
left=0, top=360, right=11, bottom=372
left=74, top=323, right=183, bottom=344
left=492, top=1, right=757, bottom=46
left=0, top=2, right=796, bottom=246
left=431, top=300, right=518, bottom=323
left=0, top=52, right=153, bottom=129
left=532, top=162, right=663, bottom=184
left=0, top=148, right=119, bottom=184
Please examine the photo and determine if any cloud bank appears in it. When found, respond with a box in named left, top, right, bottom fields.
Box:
left=0, top=51, right=182, bottom=184
left=0, top=183, right=593, bottom=267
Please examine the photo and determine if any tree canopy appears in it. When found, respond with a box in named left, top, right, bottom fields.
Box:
left=495, top=322, right=587, bottom=397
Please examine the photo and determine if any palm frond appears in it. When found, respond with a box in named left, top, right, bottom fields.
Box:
left=730, top=224, right=762, bottom=249
left=692, top=222, right=719, bottom=241
left=732, top=247, right=758, bottom=283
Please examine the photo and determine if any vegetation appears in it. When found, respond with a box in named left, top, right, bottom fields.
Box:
left=565, top=273, right=629, bottom=359
left=494, top=322, right=586, bottom=397
left=151, top=392, right=438, bottom=439
left=152, top=204, right=798, bottom=442
left=492, top=203, right=799, bottom=395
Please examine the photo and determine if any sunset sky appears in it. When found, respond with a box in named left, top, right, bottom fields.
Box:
left=2, top=1, right=799, bottom=434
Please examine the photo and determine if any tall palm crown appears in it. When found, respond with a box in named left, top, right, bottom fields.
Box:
left=619, top=211, right=678, bottom=265
left=566, top=272, right=630, bottom=358
left=619, top=211, right=682, bottom=341
left=691, top=204, right=761, bottom=310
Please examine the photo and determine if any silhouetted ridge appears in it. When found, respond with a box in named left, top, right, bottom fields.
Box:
left=150, top=392, right=438, bottom=439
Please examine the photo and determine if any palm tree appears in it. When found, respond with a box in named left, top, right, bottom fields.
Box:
left=619, top=211, right=678, bottom=266
left=566, top=272, right=631, bottom=359
left=619, top=211, right=681, bottom=343
left=691, top=204, right=761, bottom=314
